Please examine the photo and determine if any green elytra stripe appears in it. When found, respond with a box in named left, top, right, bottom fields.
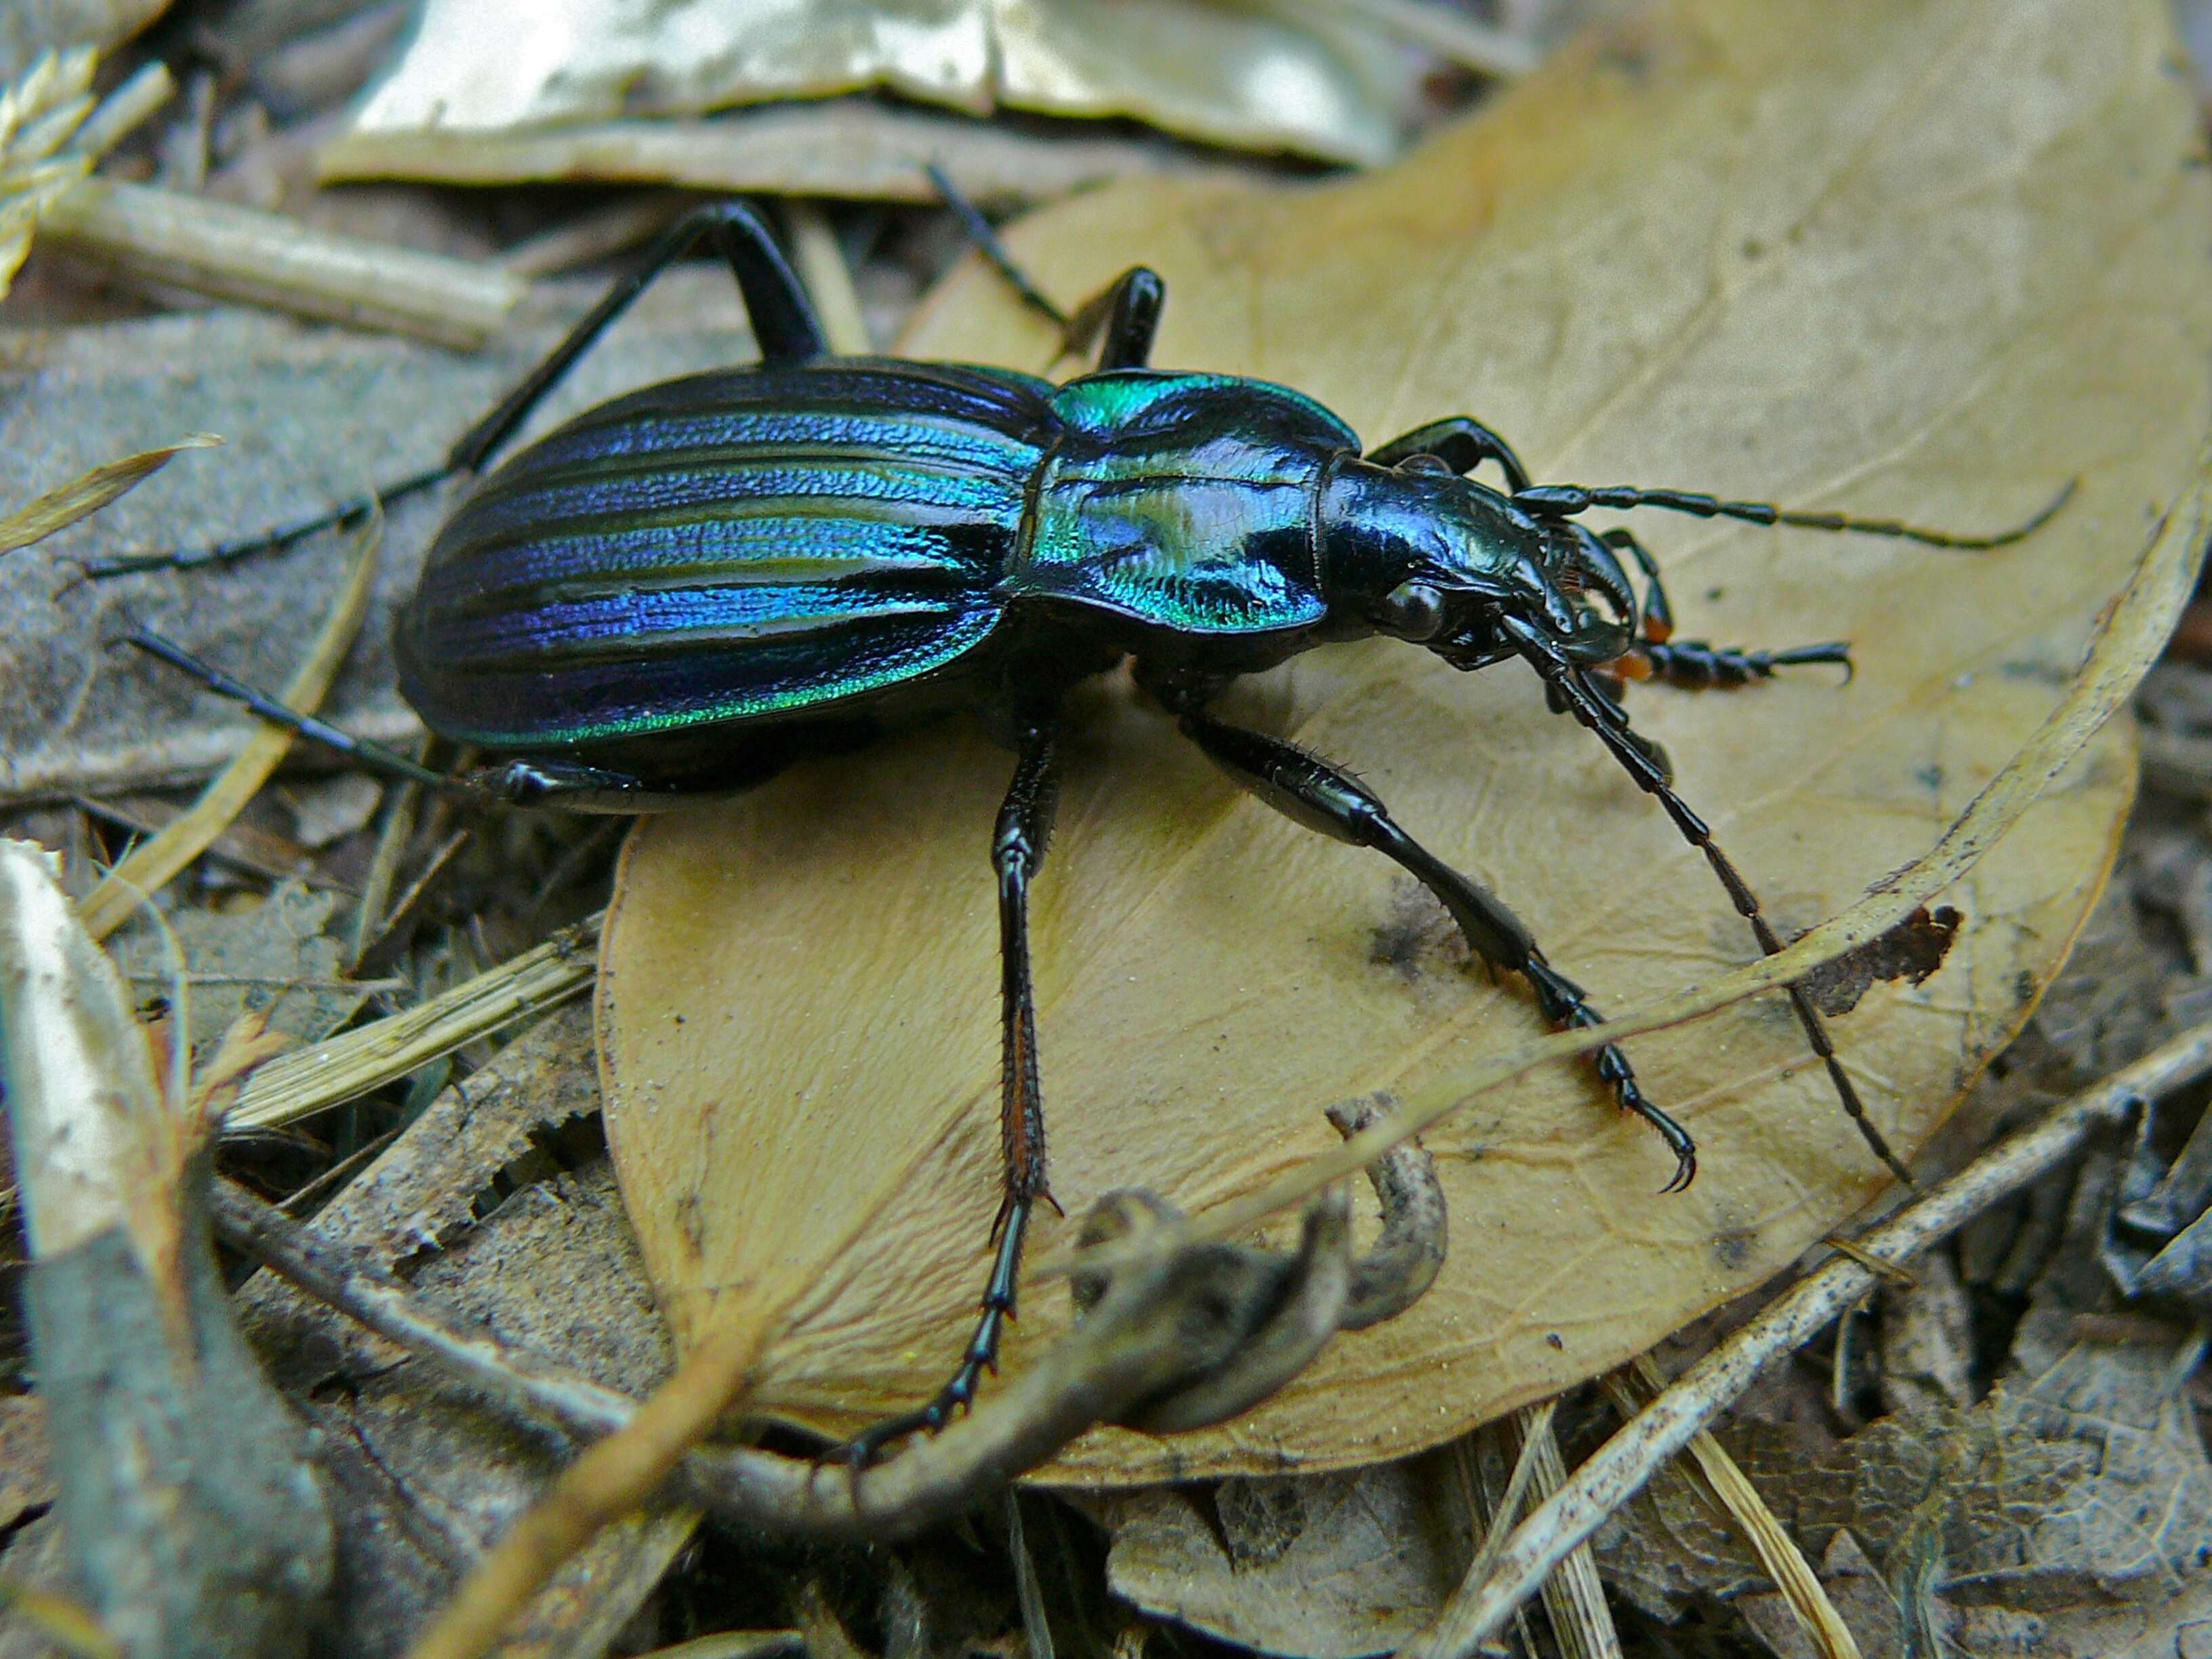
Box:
left=457, top=596, right=959, bottom=672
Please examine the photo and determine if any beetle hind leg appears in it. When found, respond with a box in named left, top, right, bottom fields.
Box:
left=1169, top=701, right=1698, bottom=1193
left=87, top=201, right=825, bottom=579
left=834, top=722, right=1062, bottom=1467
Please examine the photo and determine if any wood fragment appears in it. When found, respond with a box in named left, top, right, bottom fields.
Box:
left=226, top=912, right=600, bottom=1132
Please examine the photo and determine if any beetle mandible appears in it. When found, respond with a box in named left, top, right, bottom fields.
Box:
left=117, top=199, right=2067, bottom=1464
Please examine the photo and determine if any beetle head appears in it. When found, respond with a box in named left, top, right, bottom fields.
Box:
left=1320, top=454, right=1637, bottom=670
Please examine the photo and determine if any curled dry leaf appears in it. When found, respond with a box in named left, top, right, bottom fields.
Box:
left=331, top=0, right=1416, bottom=171
left=600, top=0, right=2212, bottom=1479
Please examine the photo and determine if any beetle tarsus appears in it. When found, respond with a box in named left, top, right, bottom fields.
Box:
left=1637, top=638, right=1854, bottom=689
left=832, top=1199, right=1030, bottom=1468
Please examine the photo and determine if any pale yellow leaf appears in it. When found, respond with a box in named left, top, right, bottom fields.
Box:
left=601, top=0, right=2211, bottom=1481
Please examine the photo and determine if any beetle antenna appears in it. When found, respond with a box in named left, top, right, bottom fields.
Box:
left=1500, top=616, right=1918, bottom=1189
left=1511, top=477, right=2075, bottom=551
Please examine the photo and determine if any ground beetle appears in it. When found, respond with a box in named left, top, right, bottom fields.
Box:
left=114, top=197, right=2068, bottom=1463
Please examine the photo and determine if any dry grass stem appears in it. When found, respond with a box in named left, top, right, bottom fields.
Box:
left=783, top=200, right=872, bottom=355
left=1417, top=1014, right=2212, bottom=1655
left=1401, top=1401, right=1558, bottom=1659
left=66, top=60, right=175, bottom=159
left=1509, top=1411, right=1622, bottom=1659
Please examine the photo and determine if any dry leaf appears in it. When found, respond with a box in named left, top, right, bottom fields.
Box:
left=105, top=882, right=368, bottom=1048
left=1098, top=1459, right=1473, bottom=1657
left=1605, top=1341, right=2212, bottom=1656
left=600, top=0, right=2211, bottom=1481
left=333, top=0, right=1417, bottom=171
left=319, top=98, right=1256, bottom=210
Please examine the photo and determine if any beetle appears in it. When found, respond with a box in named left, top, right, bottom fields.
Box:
left=115, top=199, right=2066, bottom=1463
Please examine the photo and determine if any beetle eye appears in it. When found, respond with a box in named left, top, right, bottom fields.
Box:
left=1378, top=581, right=1448, bottom=640
left=1397, top=453, right=1455, bottom=476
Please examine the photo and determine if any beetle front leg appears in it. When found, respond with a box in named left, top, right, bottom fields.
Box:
left=1169, top=702, right=1698, bottom=1192
left=1575, top=524, right=1856, bottom=693
left=1366, top=417, right=1533, bottom=494
left=838, top=721, right=1062, bottom=1465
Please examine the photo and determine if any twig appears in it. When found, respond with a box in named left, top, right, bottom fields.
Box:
left=41, top=180, right=524, bottom=348
left=210, top=1114, right=1445, bottom=1556
left=1404, top=1015, right=2212, bottom=1657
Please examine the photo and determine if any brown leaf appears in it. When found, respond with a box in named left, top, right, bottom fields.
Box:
left=600, top=0, right=2211, bottom=1480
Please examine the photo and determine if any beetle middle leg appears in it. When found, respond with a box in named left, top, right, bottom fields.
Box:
left=1158, top=687, right=1699, bottom=1191
left=837, top=719, right=1065, bottom=1464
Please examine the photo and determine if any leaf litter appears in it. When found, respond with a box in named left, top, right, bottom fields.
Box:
left=601, top=0, right=2212, bottom=1487
left=0, top=0, right=2206, bottom=1655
